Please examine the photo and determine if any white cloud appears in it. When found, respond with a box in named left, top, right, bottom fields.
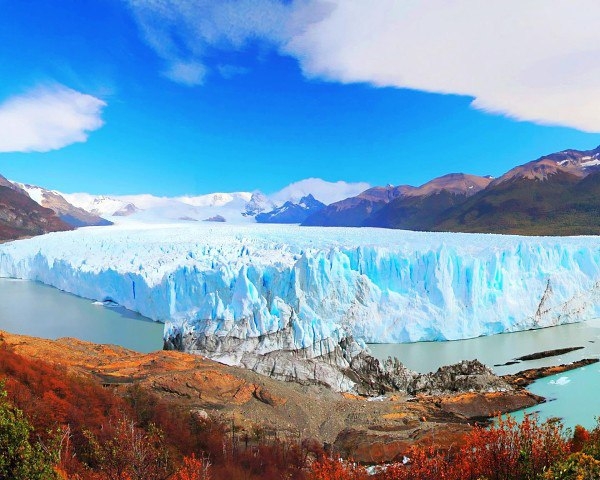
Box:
left=271, top=178, right=370, bottom=205
left=284, top=0, right=600, bottom=132
left=0, top=85, right=106, bottom=153
left=128, top=0, right=600, bottom=132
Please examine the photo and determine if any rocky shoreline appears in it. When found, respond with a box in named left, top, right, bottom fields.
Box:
left=502, top=357, right=599, bottom=388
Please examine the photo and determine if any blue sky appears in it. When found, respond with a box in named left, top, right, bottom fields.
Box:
left=0, top=0, right=599, bottom=197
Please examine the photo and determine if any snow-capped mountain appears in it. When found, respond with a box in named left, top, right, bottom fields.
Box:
left=491, top=145, right=600, bottom=185
left=256, top=194, right=325, bottom=223
left=13, top=183, right=112, bottom=227
left=58, top=179, right=370, bottom=225
left=242, top=192, right=276, bottom=217
left=62, top=194, right=137, bottom=218
left=63, top=191, right=258, bottom=224
left=0, top=175, right=72, bottom=240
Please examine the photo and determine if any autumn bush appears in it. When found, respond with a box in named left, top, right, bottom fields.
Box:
left=306, top=454, right=368, bottom=480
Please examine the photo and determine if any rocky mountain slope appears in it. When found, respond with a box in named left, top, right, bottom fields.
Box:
left=304, top=146, right=600, bottom=235
left=432, top=146, right=600, bottom=235
left=0, top=175, right=72, bottom=241
left=304, top=174, right=491, bottom=227
left=14, top=182, right=112, bottom=227
left=364, top=173, right=492, bottom=229
left=303, top=184, right=413, bottom=226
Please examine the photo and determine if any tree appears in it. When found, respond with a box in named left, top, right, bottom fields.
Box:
left=84, top=415, right=171, bottom=480
left=0, top=383, right=58, bottom=479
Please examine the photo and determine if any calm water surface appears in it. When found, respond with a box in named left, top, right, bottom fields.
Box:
left=370, top=319, right=600, bottom=428
left=0, top=278, right=164, bottom=352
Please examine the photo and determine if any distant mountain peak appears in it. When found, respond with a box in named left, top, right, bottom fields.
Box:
left=492, top=145, right=600, bottom=186
left=407, top=173, right=492, bottom=198
left=243, top=191, right=275, bottom=217
left=256, top=195, right=325, bottom=224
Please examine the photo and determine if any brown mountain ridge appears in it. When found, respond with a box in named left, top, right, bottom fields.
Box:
left=0, top=174, right=72, bottom=241
left=303, top=145, right=600, bottom=235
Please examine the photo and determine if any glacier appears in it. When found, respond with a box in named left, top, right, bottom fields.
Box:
left=2, top=223, right=600, bottom=362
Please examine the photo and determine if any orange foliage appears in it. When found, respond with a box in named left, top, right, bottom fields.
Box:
left=171, top=454, right=211, bottom=480
left=371, top=414, right=570, bottom=480
left=570, top=424, right=591, bottom=453
left=307, top=455, right=368, bottom=480
left=374, top=447, right=460, bottom=480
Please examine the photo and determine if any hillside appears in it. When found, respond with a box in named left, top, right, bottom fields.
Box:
left=434, top=171, right=600, bottom=235
left=0, top=176, right=72, bottom=241
left=0, top=330, right=541, bottom=467
left=304, top=173, right=490, bottom=228
left=305, top=146, right=600, bottom=235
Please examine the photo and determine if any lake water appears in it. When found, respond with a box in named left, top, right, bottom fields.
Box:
left=369, top=319, right=600, bottom=429
left=0, top=278, right=164, bottom=352
left=510, top=365, right=600, bottom=430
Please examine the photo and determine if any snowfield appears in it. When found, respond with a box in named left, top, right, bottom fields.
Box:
left=1, top=223, right=600, bottom=355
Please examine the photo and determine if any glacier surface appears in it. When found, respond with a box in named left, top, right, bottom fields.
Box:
left=1, top=224, right=600, bottom=354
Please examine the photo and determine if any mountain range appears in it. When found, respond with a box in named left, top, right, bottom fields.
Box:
left=2, top=144, right=600, bottom=240
left=304, top=145, right=600, bottom=235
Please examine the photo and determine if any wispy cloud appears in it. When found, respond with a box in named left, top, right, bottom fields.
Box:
left=127, top=0, right=600, bottom=132
left=126, top=0, right=299, bottom=85
left=164, top=60, right=207, bottom=86
left=0, top=84, right=106, bottom=153
left=271, top=178, right=370, bottom=205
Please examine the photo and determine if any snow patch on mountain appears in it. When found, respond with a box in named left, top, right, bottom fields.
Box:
left=63, top=191, right=260, bottom=224
left=15, top=183, right=47, bottom=204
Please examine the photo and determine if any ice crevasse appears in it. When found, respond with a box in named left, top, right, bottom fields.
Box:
left=1, top=223, right=600, bottom=354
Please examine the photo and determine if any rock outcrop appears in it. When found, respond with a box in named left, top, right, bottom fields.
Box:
left=166, top=326, right=513, bottom=397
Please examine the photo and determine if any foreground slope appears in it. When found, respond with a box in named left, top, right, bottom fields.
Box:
left=0, top=330, right=542, bottom=464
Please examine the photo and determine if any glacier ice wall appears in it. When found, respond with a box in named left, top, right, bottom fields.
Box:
left=1, top=224, right=600, bottom=353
